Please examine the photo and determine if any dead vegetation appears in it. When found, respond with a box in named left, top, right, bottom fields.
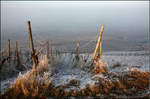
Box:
left=121, top=67, right=150, bottom=89
left=2, top=56, right=53, bottom=99
left=1, top=51, right=149, bottom=99
left=94, top=59, right=108, bottom=74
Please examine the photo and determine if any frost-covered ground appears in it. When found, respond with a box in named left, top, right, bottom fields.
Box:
left=81, top=51, right=149, bottom=72
left=51, top=51, right=149, bottom=91
left=0, top=51, right=149, bottom=94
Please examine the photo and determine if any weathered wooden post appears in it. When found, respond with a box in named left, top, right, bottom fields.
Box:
left=15, top=41, right=20, bottom=65
left=46, top=41, right=49, bottom=59
left=98, top=28, right=103, bottom=59
left=75, top=42, right=80, bottom=60
left=96, top=24, right=103, bottom=58
left=50, top=40, right=53, bottom=57
left=91, top=25, right=104, bottom=66
left=27, top=21, right=38, bottom=69
left=7, top=39, right=11, bottom=63
left=8, top=39, right=10, bottom=57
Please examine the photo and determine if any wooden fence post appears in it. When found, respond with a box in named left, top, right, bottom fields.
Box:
left=15, top=41, right=20, bottom=65
left=50, top=40, right=53, bottom=57
left=75, top=42, right=80, bottom=60
left=46, top=41, right=49, bottom=59
left=8, top=39, right=10, bottom=57
left=27, top=21, right=38, bottom=69
left=91, top=25, right=104, bottom=67
left=98, top=26, right=103, bottom=59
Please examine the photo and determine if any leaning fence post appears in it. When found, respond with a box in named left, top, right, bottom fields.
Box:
left=27, top=21, right=38, bottom=69
left=91, top=25, right=104, bottom=67
left=98, top=26, right=103, bottom=59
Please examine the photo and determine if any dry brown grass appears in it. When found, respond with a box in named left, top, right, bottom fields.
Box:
left=93, top=67, right=150, bottom=96
left=1, top=55, right=149, bottom=98
left=94, top=59, right=108, bottom=74
left=122, top=67, right=150, bottom=89
left=2, top=55, right=53, bottom=99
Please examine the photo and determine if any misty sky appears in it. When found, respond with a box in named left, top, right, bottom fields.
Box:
left=1, top=1, right=149, bottom=43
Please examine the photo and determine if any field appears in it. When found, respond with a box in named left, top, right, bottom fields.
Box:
left=0, top=21, right=149, bottom=99
left=0, top=50, right=149, bottom=99
left=1, top=1, right=149, bottom=99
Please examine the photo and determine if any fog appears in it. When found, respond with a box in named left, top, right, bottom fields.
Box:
left=1, top=1, right=149, bottom=46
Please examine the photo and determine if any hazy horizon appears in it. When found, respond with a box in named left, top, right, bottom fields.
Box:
left=1, top=1, right=149, bottom=49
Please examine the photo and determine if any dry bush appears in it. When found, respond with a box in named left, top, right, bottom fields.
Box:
left=113, top=79, right=127, bottom=94
left=101, top=78, right=115, bottom=94
left=94, top=59, right=108, bottom=74
left=80, top=88, right=86, bottom=96
left=63, top=89, right=69, bottom=96
left=2, top=55, right=53, bottom=99
left=36, top=55, right=50, bottom=73
left=93, top=67, right=150, bottom=96
left=92, top=74, right=115, bottom=95
left=3, top=71, right=53, bottom=99
left=93, top=74, right=126, bottom=95
left=121, top=67, right=150, bottom=89
left=70, top=89, right=77, bottom=96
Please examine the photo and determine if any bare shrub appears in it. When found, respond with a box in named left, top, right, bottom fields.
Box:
left=3, top=55, right=53, bottom=99
left=94, top=59, right=108, bottom=74
left=121, top=67, right=150, bottom=89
